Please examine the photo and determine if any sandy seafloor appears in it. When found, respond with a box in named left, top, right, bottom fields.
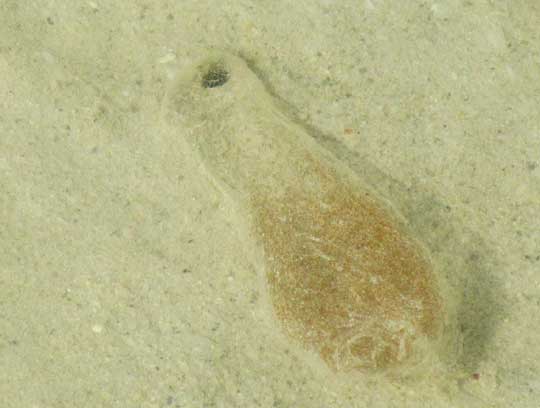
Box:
left=1, top=1, right=539, bottom=407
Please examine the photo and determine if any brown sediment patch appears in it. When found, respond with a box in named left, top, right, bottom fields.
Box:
left=249, top=151, right=442, bottom=371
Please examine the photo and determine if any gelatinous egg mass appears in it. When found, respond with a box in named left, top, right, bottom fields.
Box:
left=164, top=51, right=445, bottom=371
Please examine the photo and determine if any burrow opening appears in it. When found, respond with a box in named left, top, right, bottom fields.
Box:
left=201, top=62, right=229, bottom=88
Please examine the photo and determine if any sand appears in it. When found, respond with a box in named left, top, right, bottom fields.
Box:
left=1, top=1, right=539, bottom=407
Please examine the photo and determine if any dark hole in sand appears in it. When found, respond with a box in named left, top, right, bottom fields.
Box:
left=201, top=63, right=229, bottom=88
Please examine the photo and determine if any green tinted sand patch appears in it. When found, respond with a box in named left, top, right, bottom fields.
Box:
left=163, top=51, right=449, bottom=372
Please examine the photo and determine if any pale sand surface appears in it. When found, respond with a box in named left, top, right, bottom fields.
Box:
left=1, top=1, right=539, bottom=407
